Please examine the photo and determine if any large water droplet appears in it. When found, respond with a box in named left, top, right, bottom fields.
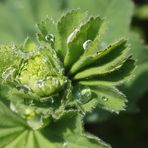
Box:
left=75, top=87, right=92, bottom=104
left=67, top=28, right=79, bottom=44
left=102, top=96, right=108, bottom=102
left=45, top=34, right=55, bottom=43
left=10, top=102, right=17, bottom=112
left=36, top=80, right=45, bottom=88
left=2, top=67, right=16, bottom=80
left=80, top=88, right=92, bottom=103
left=83, top=40, right=92, bottom=50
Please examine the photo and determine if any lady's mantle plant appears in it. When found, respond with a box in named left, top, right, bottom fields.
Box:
left=0, top=10, right=135, bottom=147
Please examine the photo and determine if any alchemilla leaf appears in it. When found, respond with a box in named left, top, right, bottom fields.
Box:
left=0, top=9, right=135, bottom=147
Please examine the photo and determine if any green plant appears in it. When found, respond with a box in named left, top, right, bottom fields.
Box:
left=1, top=0, right=148, bottom=115
left=0, top=9, right=135, bottom=147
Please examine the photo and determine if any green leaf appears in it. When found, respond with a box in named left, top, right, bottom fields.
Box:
left=64, top=16, right=103, bottom=68
left=42, top=113, right=110, bottom=148
left=0, top=0, right=65, bottom=43
left=57, top=9, right=85, bottom=60
left=89, top=85, right=127, bottom=113
left=0, top=44, right=21, bottom=81
left=79, top=59, right=135, bottom=86
left=0, top=101, right=28, bottom=148
left=70, top=39, right=128, bottom=74
left=37, top=17, right=57, bottom=45
left=67, top=0, right=133, bottom=44
left=122, top=33, right=148, bottom=112
left=0, top=102, right=110, bottom=148
left=22, top=37, right=37, bottom=52
left=73, top=44, right=130, bottom=80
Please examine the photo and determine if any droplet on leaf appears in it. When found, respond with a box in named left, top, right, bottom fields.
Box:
left=83, top=40, right=92, bottom=50
left=2, top=67, right=16, bottom=80
left=45, top=34, right=55, bottom=43
left=67, top=28, right=79, bottom=43
left=102, top=96, right=108, bottom=102
left=10, top=102, right=17, bottom=112
left=76, top=87, right=92, bottom=104
left=51, top=98, right=54, bottom=104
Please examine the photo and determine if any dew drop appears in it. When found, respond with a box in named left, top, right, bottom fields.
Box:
left=63, top=142, right=69, bottom=147
left=80, top=88, right=92, bottom=103
left=10, top=102, right=17, bottom=112
left=45, top=34, right=55, bottom=43
left=2, top=67, right=16, bottom=80
left=51, top=97, right=54, bottom=104
left=102, top=96, right=108, bottom=102
left=76, top=87, right=92, bottom=104
left=67, top=28, right=79, bottom=44
left=83, top=40, right=92, bottom=50
left=36, top=80, right=45, bottom=88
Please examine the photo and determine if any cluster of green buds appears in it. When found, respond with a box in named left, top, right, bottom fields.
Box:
left=0, top=10, right=135, bottom=129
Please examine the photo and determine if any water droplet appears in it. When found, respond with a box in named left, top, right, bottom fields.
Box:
left=45, top=34, right=55, bottom=43
left=67, top=28, right=79, bottom=43
left=2, top=67, right=16, bottom=80
left=83, top=40, right=92, bottom=50
left=102, top=96, right=108, bottom=102
left=80, top=88, right=92, bottom=103
left=75, top=87, right=92, bottom=104
left=10, top=102, right=17, bottom=112
left=36, top=80, right=44, bottom=88
left=63, top=142, right=68, bottom=147
left=51, top=97, right=54, bottom=104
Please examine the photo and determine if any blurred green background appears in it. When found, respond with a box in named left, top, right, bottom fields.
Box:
left=0, top=0, right=148, bottom=147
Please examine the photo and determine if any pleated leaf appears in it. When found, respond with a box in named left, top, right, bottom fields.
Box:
left=74, top=50, right=130, bottom=80
left=0, top=45, right=21, bottom=80
left=79, top=59, right=135, bottom=86
left=57, top=9, right=85, bottom=60
left=0, top=102, right=110, bottom=148
left=64, top=16, right=103, bottom=68
left=90, top=85, right=127, bottom=113
left=70, top=39, right=127, bottom=74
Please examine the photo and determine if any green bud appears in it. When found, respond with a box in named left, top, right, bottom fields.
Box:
left=18, top=53, right=65, bottom=98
